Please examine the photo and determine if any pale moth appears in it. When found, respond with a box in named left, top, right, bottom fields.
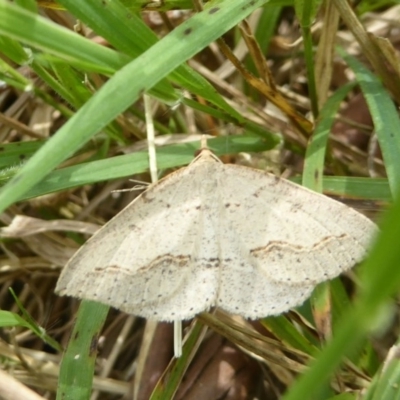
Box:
left=56, top=138, right=377, bottom=352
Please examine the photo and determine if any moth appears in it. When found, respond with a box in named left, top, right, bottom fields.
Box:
left=56, top=140, right=378, bottom=321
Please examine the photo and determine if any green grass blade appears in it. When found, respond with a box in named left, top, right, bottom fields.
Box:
left=301, top=83, right=360, bottom=342
left=291, top=176, right=391, bottom=202
left=302, top=82, right=356, bottom=191
left=363, top=341, right=400, bottom=400
left=294, top=0, right=320, bottom=117
left=149, top=320, right=207, bottom=399
left=56, top=0, right=179, bottom=103
left=0, top=1, right=125, bottom=72
left=57, top=0, right=247, bottom=119
left=340, top=49, right=400, bottom=197
left=5, top=288, right=62, bottom=352
left=0, top=310, right=30, bottom=328
left=3, top=135, right=275, bottom=200
left=262, top=315, right=318, bottom=354
left=57, top=301, right=109, bottom=400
